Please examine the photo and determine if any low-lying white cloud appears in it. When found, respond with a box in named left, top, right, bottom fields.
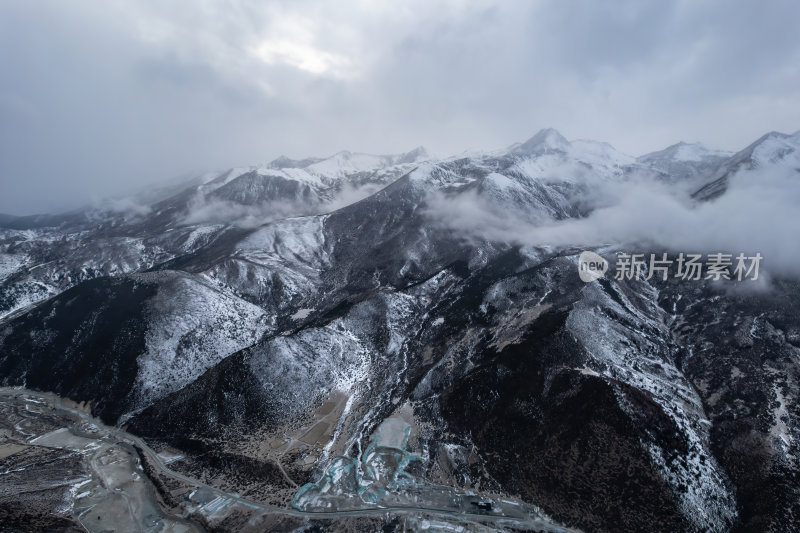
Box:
left=182, top=194, right=313, bottom=229
left=181, top=182, right=385, bottom=228
left=426, top=166, right=800, bottom=277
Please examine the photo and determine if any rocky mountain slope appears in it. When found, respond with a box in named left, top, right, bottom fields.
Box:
left=1, top=130, right=798, bottom=532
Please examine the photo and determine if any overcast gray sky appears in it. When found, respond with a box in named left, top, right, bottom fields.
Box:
left=1, top=0, right=799, bottom=215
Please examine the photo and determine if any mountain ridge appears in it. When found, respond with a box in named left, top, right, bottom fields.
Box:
left=1, top=128, right=799, bottom=531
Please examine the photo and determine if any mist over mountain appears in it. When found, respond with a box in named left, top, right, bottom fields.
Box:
left=1, top=128, right=799, bottom=532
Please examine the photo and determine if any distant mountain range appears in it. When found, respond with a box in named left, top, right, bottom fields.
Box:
left=1, top=129, right=799, bottom=532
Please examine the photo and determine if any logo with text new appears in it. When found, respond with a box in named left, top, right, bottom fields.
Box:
left=578, top=251, right=608, bottom=282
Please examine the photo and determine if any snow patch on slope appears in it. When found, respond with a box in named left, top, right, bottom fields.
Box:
left=129, top=273, right=269, bottom=417
left=0, top=253, right=28, bottom=283
left=566, top=278, right=737, bottom=531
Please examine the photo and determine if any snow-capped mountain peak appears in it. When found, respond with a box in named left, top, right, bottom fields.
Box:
left=512, top=127, right=571, bottom=155
left=267, top=155, right=324, bottom=170
left=638, top=141, right=732, bottom=164
left=395, top=145, right=430, bottom=164
left=692, top=129, right=800, bottom=200
left=747, top=130, right=800, bottom=168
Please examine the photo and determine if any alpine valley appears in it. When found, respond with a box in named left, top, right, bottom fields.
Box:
left=1, top=129, right=799, bottom=533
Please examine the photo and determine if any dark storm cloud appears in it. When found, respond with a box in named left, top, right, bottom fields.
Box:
left=1, top=0, right=799, bottom=214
